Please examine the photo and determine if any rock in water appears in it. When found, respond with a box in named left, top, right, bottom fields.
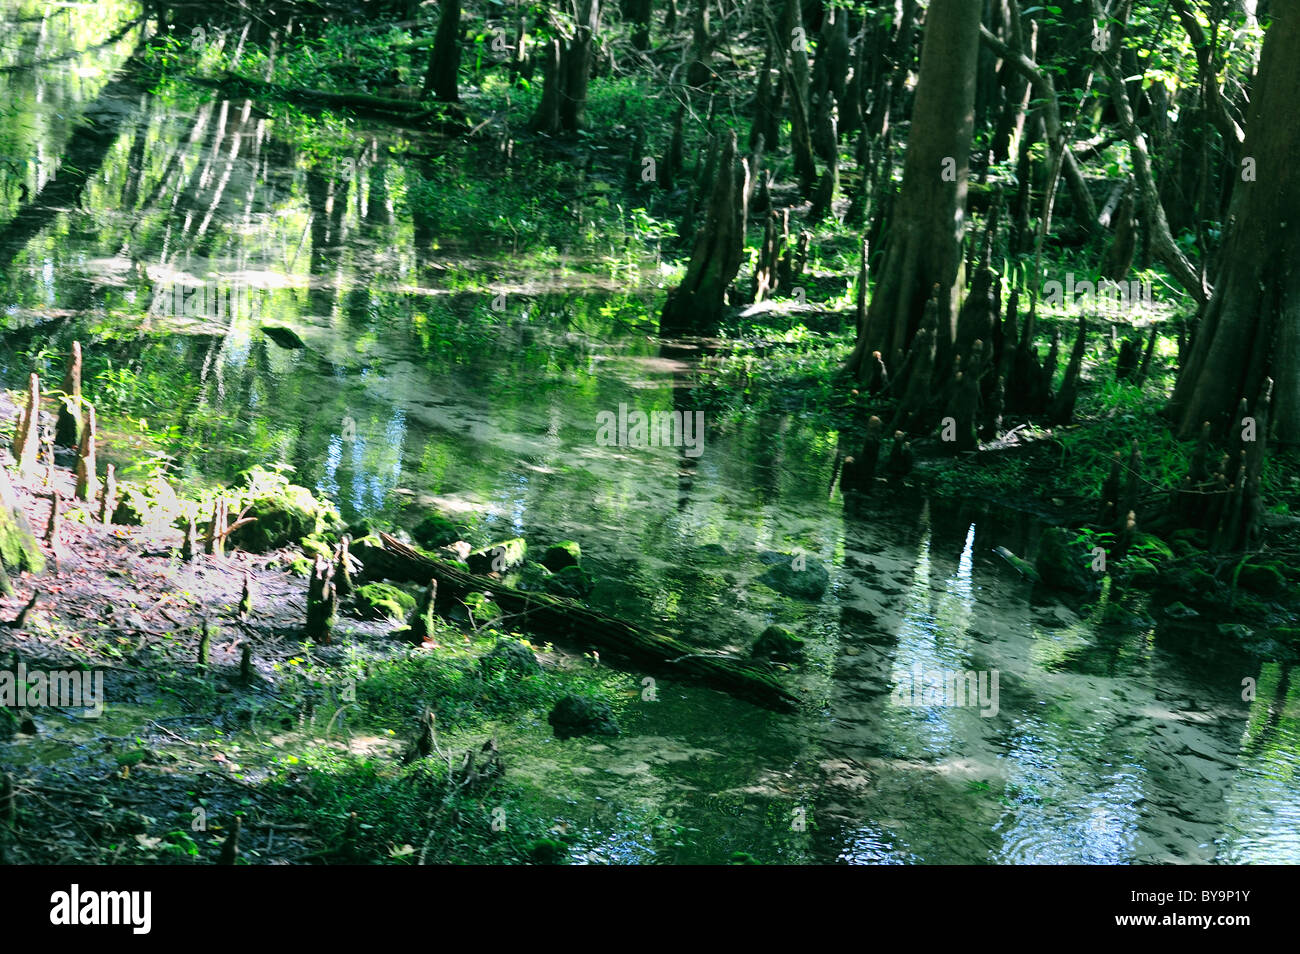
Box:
left=262, top=326, right=306, bottom=349
left=412, top=513, right=461, bottom=549
left=756, top=552, right=829, bottom=600
left=467, top=538, right=527, bottom=574
left=751, top=625, right=805, bottom=663
left=547, top=695, right=619, bottom=740
left=1034, top=528, right=1101, bottom=595
left=541, top=540, right=581, bottom=572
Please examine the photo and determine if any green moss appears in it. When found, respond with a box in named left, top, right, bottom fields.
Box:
left=508, top=561, right=554, bottom=592
left=480, top=639, right=542, bottom=676
left=751, top=625, right=805, bottom=663
left=463, top=591, right=503, bottom=626
left=545, top=565, right=594, bottom=598
left=547, top=694, right=619, bottom=739
left=541, top=541, right=581, bottom=572
left=467, top=538, right=527, bottom=574
left=301, top=536, right=333, bottom=561
left=355, top=583, right=417, bottom=623
left=227, top=468, right=344, bottom=553
left=1237, top=563, right=1286, bottom=597
left=412, top=513, right=461, bottom=549
left=993, top=545, right=1039, bottom=582
left=0, top=506, right=44, bottom=574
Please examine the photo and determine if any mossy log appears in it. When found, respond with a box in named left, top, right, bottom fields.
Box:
left=198, top=73, right=453, bottom=128
left=360, top=532, right=800, bottom=713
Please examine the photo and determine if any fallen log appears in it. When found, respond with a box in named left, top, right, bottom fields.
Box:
left=193, top=74, right=464, bottom=130
left=359, top=533, right=801, bottom=713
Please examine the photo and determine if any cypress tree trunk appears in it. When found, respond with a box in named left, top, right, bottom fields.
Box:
left=847, top=0, right=981, bottom=393
left=623, top=0, right=652, bottom=51
left=660, top=130, right=750, bottom=334
left=1168, top=1, right=1300, bottom=442
left=422, top=0, right=461, bottom=103
left=560, top=0, right=600, bottom=132
left=55, top=342, right=81, bottom=448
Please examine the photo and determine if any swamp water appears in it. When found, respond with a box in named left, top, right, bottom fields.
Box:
left=0, top=5, right=1297, bottom=863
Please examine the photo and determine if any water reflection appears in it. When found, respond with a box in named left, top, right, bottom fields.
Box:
left=0, top=3, right=1296, bottom=864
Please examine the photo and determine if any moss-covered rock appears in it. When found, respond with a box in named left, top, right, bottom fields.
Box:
left=1237, top=563, right=1286, bottom=597
left=300, top=536, right=333, bottom=561
left=541, top=541, right=581, bottom=572
left=480, top=639, right=542, bottom=677
left=412, top=513, right=461, bottom=550
left=1168, top=567, right=1219, bottom=596
left=508, top=561, right=554, bottom=593
left=756, top=551, right=829, bottom=600
left=467, top=538, right=527, bottom=574
left=463, top=591, right=503, bottom=626
left=355, top=583, right=417, bottom=623
left=1163, top=601, right=1199, bottom=620
left=751, top=625, right=805, bottom=663
left=226, top=469, right=343, bottom=553
left=547, top=695, right=619, bottom=740
left=1035, top=528, right=1101, bottom=595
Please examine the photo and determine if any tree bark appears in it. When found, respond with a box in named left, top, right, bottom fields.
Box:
left=1168, top=0, right=1300, bottom=442
left=422, top=0, right=461, bottom=103
left=849, top=0, right=982, bottom=393
left=661, top=130, right=750, bottom=334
